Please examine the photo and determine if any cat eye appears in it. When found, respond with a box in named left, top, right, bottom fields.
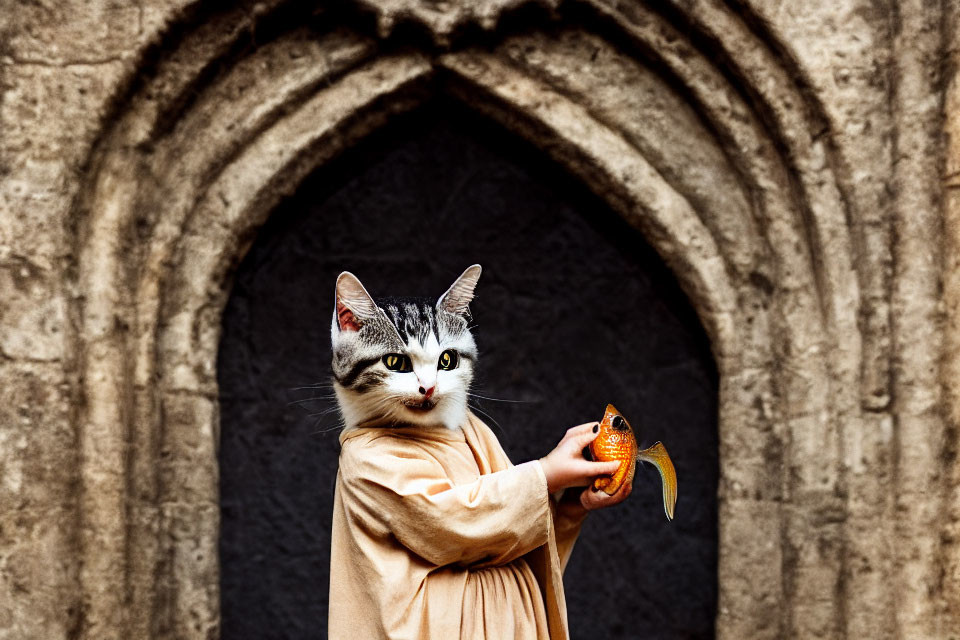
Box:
left=438, top=350, right=459, bottom=371
left=382, top=354, right=412, bottom=372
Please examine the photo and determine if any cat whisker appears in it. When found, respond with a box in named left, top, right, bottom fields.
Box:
left=290, top=383, right=335, bottom=392
left=467, top=392, right=530, bottom=404
left=310, top=420, right=345, bottom=435
left=308, top=407, right=346, bottom=435
left=288, top=395, right=337, bottom=406
left=288, top=393, right=337, bottom=401
left=307, top=406, right=342, bottom=418
left=467, top=402, right=506, bottom=434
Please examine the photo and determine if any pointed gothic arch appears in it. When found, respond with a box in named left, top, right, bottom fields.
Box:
left=69, top=2, right=878, bottom=637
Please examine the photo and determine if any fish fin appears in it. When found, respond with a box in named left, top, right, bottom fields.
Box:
left=637, top=442, right=677, bottom=521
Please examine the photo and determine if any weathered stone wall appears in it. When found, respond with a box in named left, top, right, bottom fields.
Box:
left=0, top=1, right=957, bottom=638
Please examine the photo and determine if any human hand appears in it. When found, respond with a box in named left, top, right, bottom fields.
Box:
left=554, top=473, right=633, bottom=520
left=578, top=477, right=632, bottom=511
left=539, top=422, right=621, bottom=494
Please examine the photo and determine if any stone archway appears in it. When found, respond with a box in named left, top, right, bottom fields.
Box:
left=214, top=100, right=722, bottom=638
left=66, top=1, right=939, bottom=639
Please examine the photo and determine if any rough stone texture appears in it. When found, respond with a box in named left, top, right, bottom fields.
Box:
left=0, top=0, right=957, bottom=638
left=355, top=0, right=562, bottom=40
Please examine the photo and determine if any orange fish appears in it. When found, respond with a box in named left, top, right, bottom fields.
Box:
left=589, top=403, right=678, bottom=521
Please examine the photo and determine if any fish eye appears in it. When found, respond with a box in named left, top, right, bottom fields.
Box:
left=438, top=350, right=459, bottom=371
left=612, top=415, right=626, bottom=430
left=382, top=354, right=412, bottom=372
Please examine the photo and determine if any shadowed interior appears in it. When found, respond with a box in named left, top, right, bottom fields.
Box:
left=217, top=99, right=718, bottom=639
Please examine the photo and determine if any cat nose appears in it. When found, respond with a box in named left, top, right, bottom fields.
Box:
left=419, top=385, right=435, bottom=398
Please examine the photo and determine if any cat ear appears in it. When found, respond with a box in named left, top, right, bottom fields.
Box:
left=437, top=264, right=482, bottom=316
left=335, top=271, right=378, bottom=332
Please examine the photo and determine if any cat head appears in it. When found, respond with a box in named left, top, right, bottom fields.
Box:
left=331, top=265, right=482, bottom=430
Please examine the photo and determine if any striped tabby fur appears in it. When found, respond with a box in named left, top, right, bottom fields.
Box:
left=331, top=265, right=481, bottom=430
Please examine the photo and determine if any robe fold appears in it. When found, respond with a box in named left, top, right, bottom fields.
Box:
left=328, top=412, right=585, bottom=639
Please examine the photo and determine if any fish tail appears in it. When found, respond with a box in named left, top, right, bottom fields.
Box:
left=637, top=442, right=677, bottom=521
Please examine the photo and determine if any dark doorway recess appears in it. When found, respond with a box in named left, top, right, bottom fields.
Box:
left=218, top=99, right=718, bottom=639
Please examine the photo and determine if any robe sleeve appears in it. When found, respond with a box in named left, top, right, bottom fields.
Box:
left=553, top=487, right=587, bottom=571
left=551, top=495, right=587, bottom=572
left=339, top=437, right=552, bottom=568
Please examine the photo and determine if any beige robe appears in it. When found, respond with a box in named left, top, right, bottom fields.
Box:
left=328, top=413, right=585, bottom=639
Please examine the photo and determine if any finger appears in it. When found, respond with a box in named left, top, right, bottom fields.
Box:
left=571, top=421, right=600, bottom=432
left=580, top=486, right=598, bottom=508
left=566, top=459, right=619, bottom=480
left=584, top=460, right=621, bottom=476
left=564, top=422, right=599, bottom=442
left=571, top=423, right=602, bottom=450
left=607, top=481, right=633, bottom=505
left=580, top=479, right=632, bottom=510
left=580, top=486, right=610, bottom=510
